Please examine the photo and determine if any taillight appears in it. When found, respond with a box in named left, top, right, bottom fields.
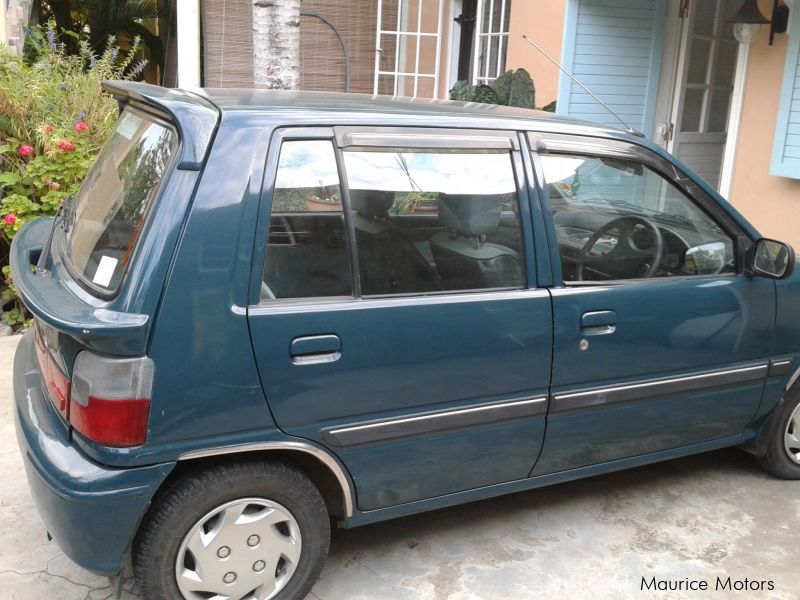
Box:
left=34, top=325, right=70, bottom=419
left=69, top=352, right=154, bottom=447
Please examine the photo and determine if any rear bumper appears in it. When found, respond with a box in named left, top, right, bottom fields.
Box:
left=12, top=330, right=175, bottom=576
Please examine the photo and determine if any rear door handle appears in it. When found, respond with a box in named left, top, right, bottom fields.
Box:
left=290, top=334, right=342, bottom=365
left=581, top=310, right=616, bottom=335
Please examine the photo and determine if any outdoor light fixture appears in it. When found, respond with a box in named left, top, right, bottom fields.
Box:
left=727, top=0, right=771, bottom=44
left=769, top=1, right=790, bottom=45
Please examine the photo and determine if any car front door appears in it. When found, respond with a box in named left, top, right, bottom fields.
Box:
left=248, top=127, right=552, bottom=511
left=528, top=133, right=776, bottom=474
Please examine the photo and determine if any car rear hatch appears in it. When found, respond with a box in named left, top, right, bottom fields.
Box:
left=10, top=82, right=219, bottom=450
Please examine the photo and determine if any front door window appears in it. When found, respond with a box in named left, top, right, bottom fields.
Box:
left=539, top=153, right=734, bottom=282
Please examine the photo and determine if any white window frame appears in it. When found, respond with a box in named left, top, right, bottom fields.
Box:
left=374, top=0, right=446, bottom=99
left=472, top=0, right=511, bottom=85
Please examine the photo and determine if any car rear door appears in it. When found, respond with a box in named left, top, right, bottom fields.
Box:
left=248, top=126, right=552, bottom=511
left=527, top=132, right=776, bottom=474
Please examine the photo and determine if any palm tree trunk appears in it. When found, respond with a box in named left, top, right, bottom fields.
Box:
left=252, top=0, right=300, bottom=89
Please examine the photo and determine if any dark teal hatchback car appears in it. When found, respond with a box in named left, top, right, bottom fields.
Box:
left=11, top=81, right=800, bottom=600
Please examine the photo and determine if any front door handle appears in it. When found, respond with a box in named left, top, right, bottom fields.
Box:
left=290, top=334, right=342, bottom=365
left=581, top=310, right=616, bottom=335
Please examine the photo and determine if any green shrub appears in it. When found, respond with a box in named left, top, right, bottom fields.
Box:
left=449, top=68, right=537, bottom=109
left=0, top=24, right=146, bottom=329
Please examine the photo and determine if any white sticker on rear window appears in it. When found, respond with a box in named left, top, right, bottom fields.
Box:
left=93, top=256, right=118, bottom=287
left=117, top=113, right=142, bottom=140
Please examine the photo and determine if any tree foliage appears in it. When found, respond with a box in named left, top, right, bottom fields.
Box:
left=36, top=0, right=162, bottom=71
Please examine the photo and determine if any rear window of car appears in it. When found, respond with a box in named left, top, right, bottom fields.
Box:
left=59, top=107, right=178, bottom=294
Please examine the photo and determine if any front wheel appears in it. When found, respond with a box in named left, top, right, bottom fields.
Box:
left=758, top=388, right=800, bottom=480
left=134, top=460, right=330, bottom=600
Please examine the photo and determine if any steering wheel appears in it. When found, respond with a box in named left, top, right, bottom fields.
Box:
left=576, top=215, right=664, bottom=281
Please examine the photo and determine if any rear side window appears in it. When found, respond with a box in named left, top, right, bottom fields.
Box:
left=342, top=148, right=525, bottom=295
left=262, top=138, right=526, bottom=301
left=262, top=140, right=352, bottom=299
left=60, top=108, right=177, bottom=294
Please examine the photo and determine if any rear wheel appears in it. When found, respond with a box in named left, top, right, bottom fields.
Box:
left=134, top=460, right=330, bottom=600
left=758, top=389, right=800, bottom=479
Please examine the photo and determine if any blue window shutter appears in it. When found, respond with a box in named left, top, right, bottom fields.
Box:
left=770, top=8, right=800, bottom=179
left=556, top=0, right=666, bottom=134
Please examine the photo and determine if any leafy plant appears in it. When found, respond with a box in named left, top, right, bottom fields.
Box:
left=449, top=68, right=537, bottom=109
left=0, top=23, right=146, bottom=330
left=449, top=80, right=473, bottom=103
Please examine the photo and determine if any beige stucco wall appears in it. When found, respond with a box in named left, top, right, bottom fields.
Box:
left=505, top=0, right=566, bottom=108
left=728, top=0, right=800, bottom=249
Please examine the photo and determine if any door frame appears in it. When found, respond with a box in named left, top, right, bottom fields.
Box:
left=249, top=124, right=555, bottom=512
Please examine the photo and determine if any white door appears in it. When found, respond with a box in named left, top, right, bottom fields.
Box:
left=668, top=0, right=739, bottom=190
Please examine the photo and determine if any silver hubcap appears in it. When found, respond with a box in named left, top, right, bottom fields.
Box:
left=785, top=403, right=800, bottom=465
left=175, top=497, right=302, bottom=600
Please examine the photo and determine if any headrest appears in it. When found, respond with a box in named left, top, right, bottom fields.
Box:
left=438, top=193, right=505, bottom=236
left=349, top=189, right=395, bottom=218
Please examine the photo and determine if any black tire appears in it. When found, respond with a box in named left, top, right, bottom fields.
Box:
left=134, top=459, right=330, bottom=600
left=758, top=387, right=800, bottom=479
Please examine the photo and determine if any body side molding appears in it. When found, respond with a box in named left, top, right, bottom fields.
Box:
left=553, top=363, right=769, bottom=413
left=323, top=396, right=548, bottom=447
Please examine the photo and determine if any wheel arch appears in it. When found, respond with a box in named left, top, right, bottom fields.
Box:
left=172, top=441, right=355, bottom=519
left=742, top=372, right=800, bottom=457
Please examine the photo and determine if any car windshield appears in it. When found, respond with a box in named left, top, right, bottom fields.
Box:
left=59, top=108, right=177, bottom=294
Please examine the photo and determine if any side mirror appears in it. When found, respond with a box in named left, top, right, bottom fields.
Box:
left=684, top=242, right=727, bottom=275
left=748, top=238, right=795, bottom=279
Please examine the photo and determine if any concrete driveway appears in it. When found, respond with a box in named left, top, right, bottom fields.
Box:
left=2, top=333, right=799, bottom=599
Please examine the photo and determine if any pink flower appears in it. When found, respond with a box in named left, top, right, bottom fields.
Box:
left=58, top=139, right=75, bottom=151
left=43, top=124, right=54, bottom=133
left=3, top=213, right=16, bottom=226
left=18, top=144, right=34, bottom=157
left=73, top=121, right=88, bottom=132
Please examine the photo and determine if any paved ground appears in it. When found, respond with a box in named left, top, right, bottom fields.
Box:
left=1, top=333, right=799, bottom=599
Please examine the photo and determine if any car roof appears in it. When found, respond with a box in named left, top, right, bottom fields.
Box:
left=101, top=81, right=644, bottom=168
left=195, top=88, right=629, bottom=132
left=200, top=88, right=560, bottom=119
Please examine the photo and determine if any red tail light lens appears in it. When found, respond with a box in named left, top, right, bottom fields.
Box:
left=69, top=351, right=154, bottom=447
left=34, top=325, right=70, bottom=419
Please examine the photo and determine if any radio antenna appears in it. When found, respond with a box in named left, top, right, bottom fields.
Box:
left=522, top=34, right=639, bottom=136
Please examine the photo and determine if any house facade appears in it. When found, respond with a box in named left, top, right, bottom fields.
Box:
left=176, top=0, right=799, bottom=247
left=508, top=0, right=800, bottom=250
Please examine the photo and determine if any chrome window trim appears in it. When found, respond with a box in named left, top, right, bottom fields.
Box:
left=552, top=363, right=769, bottom=412
left=323, top=396, right=547, bottom=447
left=250, top=288, right=550, bottom=316
left=557, top=274, right=741, bottom=289
left=178, top=441, right=355, bottom=517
